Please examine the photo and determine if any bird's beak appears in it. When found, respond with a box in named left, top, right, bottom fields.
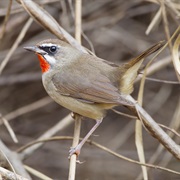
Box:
left=24, top=46, right=47, bottom=55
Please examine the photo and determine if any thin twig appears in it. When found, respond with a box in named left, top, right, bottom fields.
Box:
left=112, top=109, right=136, bottom=119
left=139, top=75, right=180, bottom=84
left=91, top=139, right=180, bottom=175
left=159, top=124, right=180, bottom=138
left=67, top=0, right=95, bottom=53
left=135, top=59, right=148, bottom=180
left=161, top=0, right=173, bottom=51
left=145, top=7, right=162, bottom=35
left=24, top=165, right=53, bottom=180
left=74, top=0, right=82, bottom=43
left=15, top=136, right=180, bottom=176
left=135, top=55, right=171, bottom=82
left=0, top=72, right=41, bottom=86
left=68, top=0, right=82, bottom=179
left=107, top=121, right=135, bottom=150
left=0, top=0, right=12, bottom=40
left=0, top=114, right=18, bottom=143
left=0, top=97, right=52, bottom=125
left=68, top=115, right=82, bottom=180
left=0, top=18, right=33, bottom=75
left=20, top=114, right=73, bottom=159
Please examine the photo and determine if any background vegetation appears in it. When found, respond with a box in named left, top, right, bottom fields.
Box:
left=0, top=0, right=180, bottom=179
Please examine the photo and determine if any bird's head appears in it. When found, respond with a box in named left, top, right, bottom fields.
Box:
left=24, top=39, right=78, bottom=73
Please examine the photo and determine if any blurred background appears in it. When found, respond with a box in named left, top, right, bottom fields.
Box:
left=0, top=0, right=180, bottom=179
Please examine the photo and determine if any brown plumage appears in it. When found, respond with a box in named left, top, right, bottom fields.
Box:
left=24, top=39, right=164, bottom=156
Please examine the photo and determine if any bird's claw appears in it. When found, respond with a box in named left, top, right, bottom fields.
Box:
left=68, top=146, right=85, bottom=163
left=68, top=146, right=81, bottom=158
left=76, top=159, right=85, bottom=164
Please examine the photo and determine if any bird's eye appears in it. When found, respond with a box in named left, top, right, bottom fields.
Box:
left=49, top=46, right=57, bottom=53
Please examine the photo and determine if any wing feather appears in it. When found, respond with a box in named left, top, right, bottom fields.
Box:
left=52, top=69, right=133, bottom=106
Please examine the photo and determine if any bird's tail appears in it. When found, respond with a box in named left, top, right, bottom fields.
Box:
left=119, top=41, right=165, bottom=95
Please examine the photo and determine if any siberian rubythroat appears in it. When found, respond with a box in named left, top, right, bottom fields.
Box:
left=24, top=39, right=163, bottom=157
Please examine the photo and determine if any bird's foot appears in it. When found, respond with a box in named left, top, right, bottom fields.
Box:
left=68, top=145, right=81, bottom=158
left=68, top=145, right=85, bottom=164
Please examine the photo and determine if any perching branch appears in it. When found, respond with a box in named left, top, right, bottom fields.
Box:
left=68, top=1, right=82, bottom=180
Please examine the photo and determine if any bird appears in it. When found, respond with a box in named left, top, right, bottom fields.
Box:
left=24, top=39, right=164, bottom=157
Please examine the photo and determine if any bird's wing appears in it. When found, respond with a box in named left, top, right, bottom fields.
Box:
left=52, top=69, right=133, bottom=106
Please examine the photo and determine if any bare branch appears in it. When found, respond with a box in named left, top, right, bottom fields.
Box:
left=0, top=167, right=28, bottom=180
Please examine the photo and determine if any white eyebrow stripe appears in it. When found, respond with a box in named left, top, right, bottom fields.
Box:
left=40, top=43, right=57, bottom=47
left=40, top=43, right=56, bottom=47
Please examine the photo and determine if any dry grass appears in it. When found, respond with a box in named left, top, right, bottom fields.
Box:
left=0, top=0, right=180, bottom=179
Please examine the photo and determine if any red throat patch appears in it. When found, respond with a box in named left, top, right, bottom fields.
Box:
left=37, top=54, right=50, bottom=73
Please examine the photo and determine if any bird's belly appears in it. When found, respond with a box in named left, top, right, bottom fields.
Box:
left=43, top=79, right=105, bottom=120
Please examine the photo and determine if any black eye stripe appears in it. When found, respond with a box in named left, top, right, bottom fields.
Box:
left=39, top=46, right=57, bottom=55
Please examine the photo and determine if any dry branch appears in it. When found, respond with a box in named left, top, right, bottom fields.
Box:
left=19, top=114, right=73, bottom=159
left=0, top=140, right=31, bottom=179
left=0, top=167, right=28, bottom=180
left=0, top=18, right=33, bottom=75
